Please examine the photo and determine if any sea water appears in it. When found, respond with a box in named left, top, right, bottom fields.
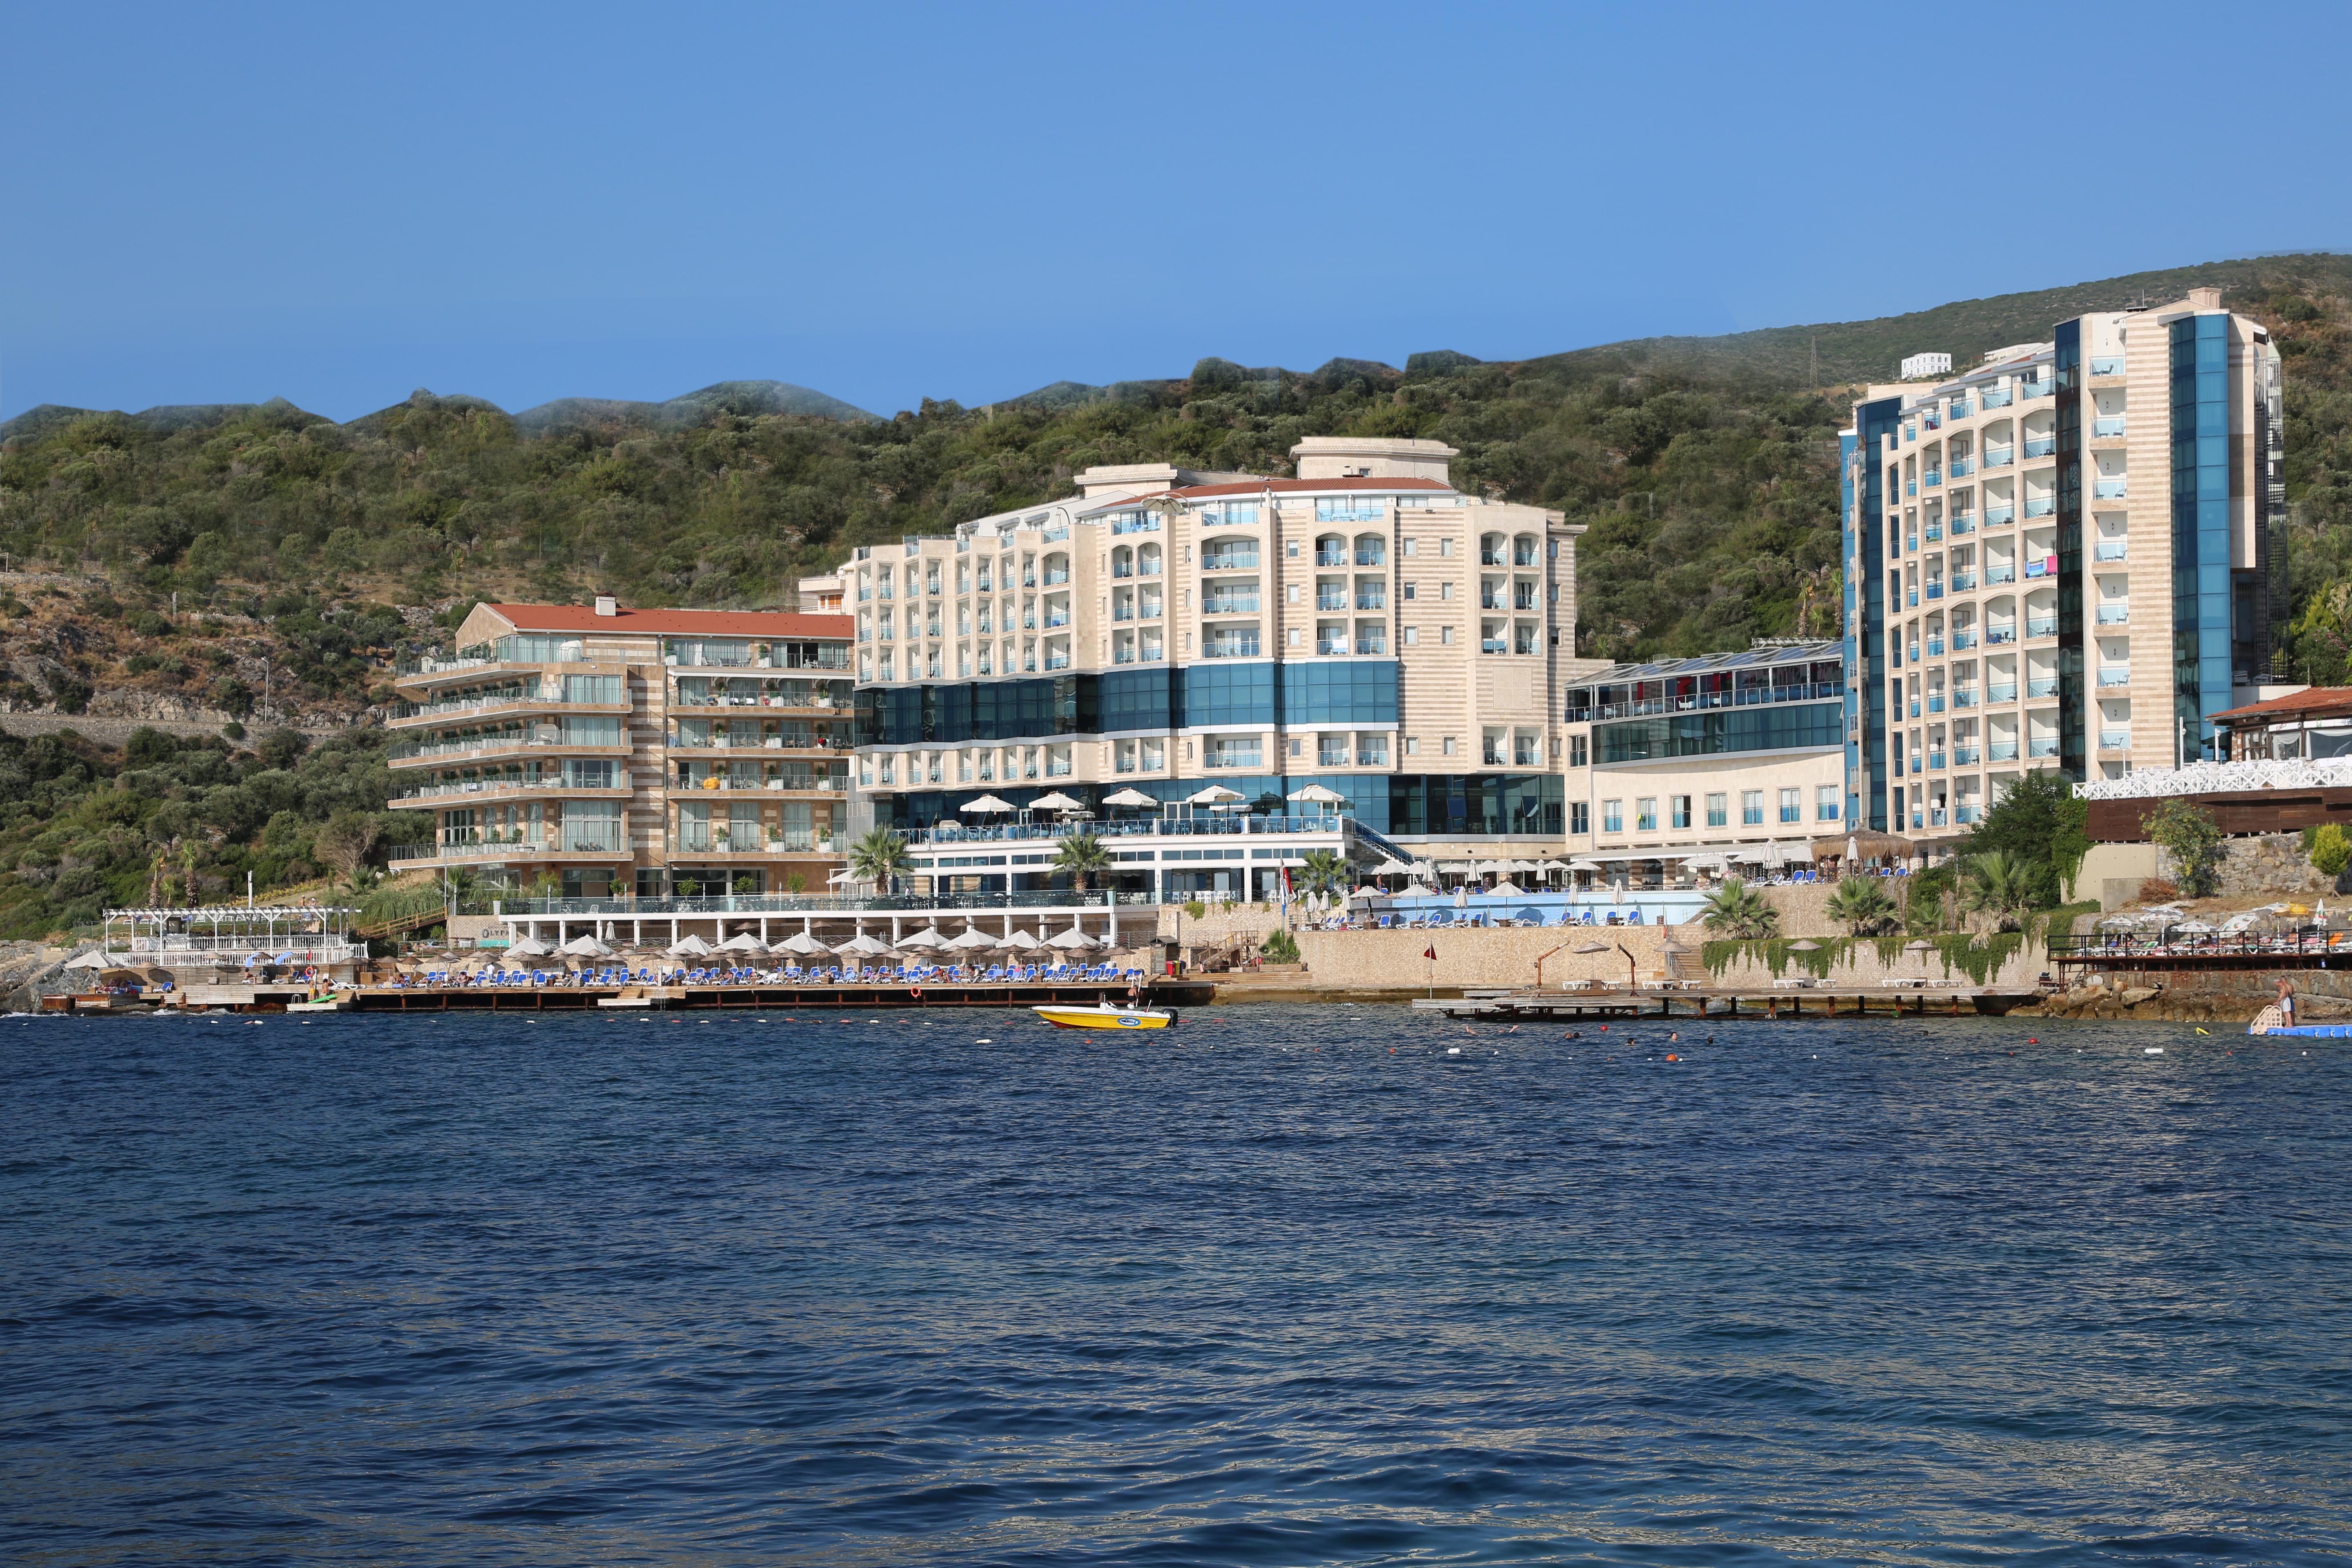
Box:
left=2, top=1007, right=2348, bottom=1565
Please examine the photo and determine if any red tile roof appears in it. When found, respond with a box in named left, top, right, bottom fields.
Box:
left=2209, top=687, right=2352, bottom=724
left=487, top=604, right=852, bottom=639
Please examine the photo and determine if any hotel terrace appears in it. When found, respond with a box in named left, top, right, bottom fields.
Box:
left=838, top=437, right=1604, bottom=900
left=1843, top=287, right=2285, bottom=838
left=387, top=599, right=854, bottom=898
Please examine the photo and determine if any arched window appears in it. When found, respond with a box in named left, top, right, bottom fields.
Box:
left=1111, top=545, right=1133, bottom=579
left=1316, top=533, right=1346, bottom=567
left=1137, top=543, right=1162, bottom=577
left=1480, top=532, right=1505, bottom=566
left=1042, top=552, right=1070, bottom=586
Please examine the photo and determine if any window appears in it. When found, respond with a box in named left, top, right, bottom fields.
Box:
left=1402, top=538, right=1417, bottom=557
left=1779, top=787, right=1801, bottom=824
left=1402, top=583, right=1416, bottom=600
left=1742, top=790, right=1764, bottom=826
left=1289, top=737, right=1305, bottom=759
left=1404, top=736, right=1420, bottom=756
left=1317, top=733, right=1348, bottom=766
left=1570, top=801, right=1590, bottom=835
left=1602, top=799, right=1623, bottom=833
left=1671, top=795, right=1691, bottom=829
left=1817, top=786, right=1841, bottom=821
left=1440, top=626, right=1454, bottom=645
left=1439, top=582, right=1454, bottom=601
left=1482, top=729, right=1506, bottom=765
left=1403, top=627, right=1419, bottom=646
left=1203, top=735, right=1263, bottom=769
left=1442, top=736, right=1457, bottom=756
left=1635, top=797, right=1657, bottom=831
left=1439, top=538, right=1453, bottom=557
left=1706, top=792, right=1727, bottom=827
left=1568, top=734, right=1588, bottom=767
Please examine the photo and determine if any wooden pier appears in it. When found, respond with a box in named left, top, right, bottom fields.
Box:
left=196, top=978, right=1219, bottom=1014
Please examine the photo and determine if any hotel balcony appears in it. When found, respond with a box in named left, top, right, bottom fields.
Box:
left=387, top=690, right=630, bottom=729
left=388, top=727, right=633, bottom=768
left=2096, top=604, right=2131, bottom=625
left=389, top=828, right=628, bottom=870
left=2098, top=666, right=2132, bottom=687
left=669, top=771, right=851, bottom=795
left=2099, top=729, right=2132, bottom=751
left=393, top=770, right=634, bottom=805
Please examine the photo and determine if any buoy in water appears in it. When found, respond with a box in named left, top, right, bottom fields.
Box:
left=1448, top=1047, right=1461, bottom=1055
left=2145, top=1047, right=2164, bottom=1055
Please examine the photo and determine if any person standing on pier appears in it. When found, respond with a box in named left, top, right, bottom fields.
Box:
left=2277, top=975, right=2297, bottom=1029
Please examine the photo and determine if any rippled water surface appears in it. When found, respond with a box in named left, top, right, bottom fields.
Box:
left=3, top=1005, right=2349, bottom=1565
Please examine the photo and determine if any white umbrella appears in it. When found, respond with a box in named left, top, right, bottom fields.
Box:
left=944, top=926, right=998, bottom=951
left=1453, top=886, right=1470, bottom=909
left=826, top=869, right=859, bottom=884
left=559, top=934, right=613, bottom=956
left=508, top=934, right=556, bottom=957
left=1372, top=856, right=1412, bottom=875
left=1508, top=859, right=1542, bottom=873
left=666, top=933, right=713, bottom=957
left=1287, top=784, right=1346, bottom=805
left=1048, top=925, right=1102, bottom=949
left=895, top=926, right=945, bottom=950
left=1491, top=880, right=1524, bottom=896
left=715, top=931, right=767, bottom=953
left=1186, top=784, right=1244, bottom=805
left=2218, top=913, right=2260, bottom=935
left=1568, top=859, right=1603, bottom=873
left=1101, top=786, right=1158, bottom=808
left=2169, top=920, right=2216, bottom=934
left=775, top=930, right=831, bottom=955
left=1403, top=880, right=1434, bottom=896
left=998, top=929, right=1044, bottom=950
left=1029, top=791, right=1086, bottom=812
left=959, top=794, right=1014, bottom=813
left=62, top=949, right=111, bottom=971
left=835, top=933, right=891, bottom=956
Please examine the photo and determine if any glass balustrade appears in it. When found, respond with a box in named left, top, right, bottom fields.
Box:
left=2096, top=605, right=2130, bottom=624
left=2027, top=616, right=2058, bottom=636
left=2094, top=540, right=2127, bottom=561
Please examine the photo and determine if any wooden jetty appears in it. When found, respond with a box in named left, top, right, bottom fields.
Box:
left=1415, top=985, right=2036, bottom=1020
left=142, top=978, right=1220, bottom=1014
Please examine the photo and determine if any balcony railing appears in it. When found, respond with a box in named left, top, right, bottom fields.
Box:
left=2098, top=666, right=2132, bottom=686
left=2024, top=437, right=2056, bottom=458
left=1949, top=457, right=1973, bottom=477
left=1953, top=745, right=1981, bottom=765
left=1949, top=514, right=1975, bottom=535
left=1950, top=401, right=1972, bottom=419
left=1928, top=751, right=1946, bottom=770
left=2024, top=497, right=2056, bottom=517
left=2093, top=479, right=2128, bottom=499
left=2026, top=677, right=2059, bottom=698
left=394, top=772, right=630, bottom=803
left=2094, top=540, right=2127, bottom=561
left=1925, top=524, right=1943, bottom=543
left=2028, top=738, right=2060, bottom=757
left=1577, top=681, right=1846, bottom=721
left=390, top=731, right=627, bottom=763
left=1986, top=627, right=2016, bottom=646
left=1314, top=550, right=1348, bottom=567
left=1924, top=468, right=1942, bottom=486
left=1989, top=682, right=2018, bottom=702
left=1956, top=805, right=1980, bottom=823
left=1990, top=741, right=2020, bottom=760
left=1953, top=688, right=1978, bottom=707
left=2099, top=729, right=2132, bottom=750
left=671, top=733, right=846, bottom=750
left=1316, top=592, right=1350, bottom=611
left=1951, top=632, right=1978, bottom=652
left=1927, top=694, right=1945, bottom=712
left=1928, top=636, right=1945, bottom=656
left=2096, top=605, right=2130, bottom=625
left=2023, top=381, right=2055, bottom=400
left=1985, top=565, right=2017, bottom=584
left=1950, top=572, right=1976, bottom=591
left=1925, top=581, right=1944, bottom=599
left=2089, top=357, right=2125, bottom=376
left=2092, top=416, right=2127, bottom=437
left=1984, top=506, right=2015, bottom=526
left=1983, top=388, right=2013, bottom=408
left=2027, top=616, right=2058, bottom=637
left=674, top=775, right=851, bottom=793
left=1984, top=447, right=2015, bottom=467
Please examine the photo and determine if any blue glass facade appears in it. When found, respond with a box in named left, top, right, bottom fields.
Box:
left=1851, top=395, right=1901, bottom=829
left=856, top=662, right=1399, bottom=746
left=1595, top=701, right=1843, bottom=764
left=2171, top=315, right=2234, bottom=757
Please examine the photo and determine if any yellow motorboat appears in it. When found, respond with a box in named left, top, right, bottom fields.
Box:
left=1030, top=1001, right=1174, bottom=1031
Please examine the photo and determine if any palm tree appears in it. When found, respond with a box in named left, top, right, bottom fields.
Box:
left=847, top=828, right=911, bottom=895
left=1296, top=848, right=1349, bottom=900
left=1824, top=876, right=1900, bottom=936
left=1051, top=831, right=1112, bottom=894
left=441, top=865, right=480, bottom=913
left=1700, top=878, right=1780, bottom=939
left=1960, top=850, right=2034, bottom=931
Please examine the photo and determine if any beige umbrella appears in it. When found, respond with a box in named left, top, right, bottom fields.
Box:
left=1029, top=791, right=1086, bottom=813
left=1186, top=784, right=1244, bottom=805
left=959, top=794, right=1015, bottom=814
left=1101, top=786, right=1158, bottom=808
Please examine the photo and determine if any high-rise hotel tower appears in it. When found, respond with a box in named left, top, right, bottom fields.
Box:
left=1842, top=286, right=2284, bottom=836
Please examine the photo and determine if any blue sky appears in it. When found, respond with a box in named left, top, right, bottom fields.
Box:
left=6, top=0, right=2350, bottom=423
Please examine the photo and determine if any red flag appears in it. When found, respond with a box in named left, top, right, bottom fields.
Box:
left=1423, top=944, right=1437, bottom=960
